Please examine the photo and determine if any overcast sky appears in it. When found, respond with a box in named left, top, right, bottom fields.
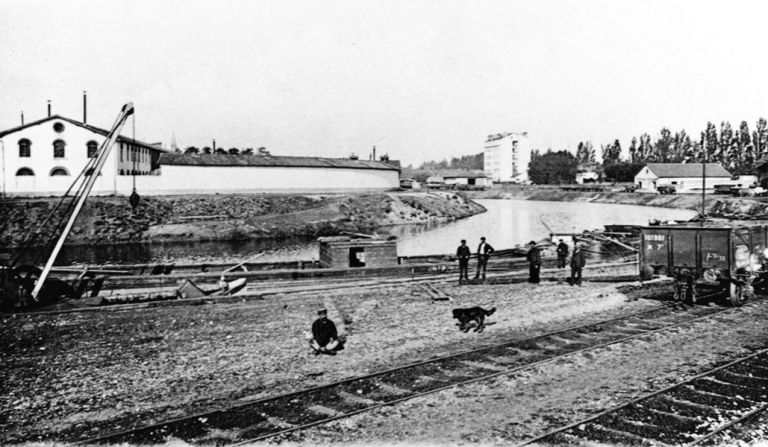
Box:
left=2, top=0, right=768, bottom=165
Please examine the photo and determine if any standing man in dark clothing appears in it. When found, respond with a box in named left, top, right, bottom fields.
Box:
left=474, top=236, right=495, bottom=281
left=556, top=239, right=569, bottom=269
left=570, top=244, right=586, bottom=286
left=456, top=239, right=471, bottom=284
left=526, top=241, right=542, bottom=284
left=310, top=308, right=340, bottom=355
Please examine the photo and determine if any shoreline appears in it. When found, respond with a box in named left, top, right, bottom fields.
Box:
left=0, top=191, right=485, bottom=249
left=468, top=185, right=768, bottom=218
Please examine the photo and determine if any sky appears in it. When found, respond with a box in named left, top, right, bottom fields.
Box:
left=2, top=0, right=768, bottom=166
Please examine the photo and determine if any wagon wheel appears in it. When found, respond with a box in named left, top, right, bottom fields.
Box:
left=729, top=282, right=747, bottom=307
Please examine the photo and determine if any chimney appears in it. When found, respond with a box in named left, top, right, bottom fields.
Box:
left=47, top=100, right=51, bottom=117
left=20, top=111, right=24, bottom=126
left=373, top=146, right=376, bottom=161
left=83, top=91, right=87, bottom=123
left=213, top=139, right=216, bottom=151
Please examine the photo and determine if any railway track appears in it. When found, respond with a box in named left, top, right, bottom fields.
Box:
left=517, top=346, right=768, bottom=447
left=75, top=291, right=741, bottom=446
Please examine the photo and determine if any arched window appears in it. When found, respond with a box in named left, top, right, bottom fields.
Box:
left=50, top=167, right=69, bottom=176
left=86, top=140, right=98, bottom=158
left=15, top=167, right=34, bottom=176
left=53, top=139, right=66, bottom=158
left=18, top=139, right=31, bottom=157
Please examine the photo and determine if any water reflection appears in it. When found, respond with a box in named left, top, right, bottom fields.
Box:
left=18, top=199, right=696, bottom=265
left=383, top=199, right=696, bottom=257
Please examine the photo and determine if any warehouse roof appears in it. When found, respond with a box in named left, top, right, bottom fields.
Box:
left=644, top=163, right=731, bottom=178
left=0, top=115, right=166, bottom=151
left=159, top=153, right=400, bottom=170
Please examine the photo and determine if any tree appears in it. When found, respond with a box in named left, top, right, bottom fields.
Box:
left=754, top=118, right=768, bottom=156
left=184, top=146, right=200, bottom=154
left=214, top=148, right=227, bottom=154
left=602, top=139, right=622, bottom=165
left=703, top=122, right=718, bottom=161
left=575, top=141, right=595, bottom=165
left=628, top=137, right=639, bottom=163
left=257, top=147, right=271, bottom=155
left=228, top=147, right=240, bottom=155
left=242, top=147, right=254, bottom=155
left=202, top=146, right=212, bottom=154
left=652, top=128, right=672, bottom=162
left=528, top=150, right=578, bottom=184
left=603, top=162, right=644, bottom=182
left=718, top=121, right=733, bottom=162
left=639, top=133, right=653, bottom=161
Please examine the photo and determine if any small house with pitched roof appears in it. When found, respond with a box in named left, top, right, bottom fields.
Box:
left=634, top=163, right=732, bottom=193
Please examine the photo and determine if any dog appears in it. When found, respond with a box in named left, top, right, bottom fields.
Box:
left=452, top=306, right=496, bottom=333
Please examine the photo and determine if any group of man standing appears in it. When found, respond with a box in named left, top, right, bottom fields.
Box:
left=526, top=239, right=586, bottom=285
left=456, top=237, right=495, bottom=284
left=555, top=238, right=586, bottom=285
left=455, top=236, right=586, bottom=285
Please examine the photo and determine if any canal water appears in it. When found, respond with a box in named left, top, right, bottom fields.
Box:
left=37, top=199, right=696, bottom=265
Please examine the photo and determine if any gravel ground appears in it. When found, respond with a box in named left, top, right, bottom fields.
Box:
left=266, top=299, right=768, bottom=446
left=1, top=276, right=665, bottom=445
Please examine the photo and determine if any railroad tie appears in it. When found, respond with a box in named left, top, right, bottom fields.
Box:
left=336, top=390, right=380, bottom=406
left=307, top=404, right=345, bottom=417
left=459, top=360, right=508, bottom=372
left=589, top=423, right=673, bottom=447
left=375, top=382, right=411, bottom=396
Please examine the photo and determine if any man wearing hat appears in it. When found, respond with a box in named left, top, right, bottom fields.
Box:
left=474, top=237, right=495, bottom=281
left=526, top=241, right=542, bottom=284
left=456, top=239, right=471, bottom=284
left=310, top=308, right=340, bottom=355
left=570, top=243, right=587, bottom=286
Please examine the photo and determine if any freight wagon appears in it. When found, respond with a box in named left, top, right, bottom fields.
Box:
left=639, top=224, right=768, bottom=306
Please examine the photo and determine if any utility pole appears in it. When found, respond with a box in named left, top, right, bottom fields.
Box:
left=701, top=139, right=706, bottom=224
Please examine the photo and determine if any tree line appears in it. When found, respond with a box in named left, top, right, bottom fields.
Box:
left=530, top=118, right=768, bottom=184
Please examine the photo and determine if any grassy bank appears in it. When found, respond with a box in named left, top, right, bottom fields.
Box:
left=0, top=191, right=485, bottom=248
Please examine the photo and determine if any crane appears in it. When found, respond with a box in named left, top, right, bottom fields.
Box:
left=28, top=103, right=135, bottom=300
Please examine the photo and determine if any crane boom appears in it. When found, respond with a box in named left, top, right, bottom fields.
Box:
left=30, top=103, right=135, bottom=300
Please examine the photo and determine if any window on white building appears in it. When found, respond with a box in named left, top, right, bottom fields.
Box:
left=53, top=140, right=66, bottom=158
left=18, top=139, right=31, bottom=157
left=87, top=141, right=98, bottom=158
left=50, top=167, right=69, bottom=176
left=16, top=167, right=34, bottom=176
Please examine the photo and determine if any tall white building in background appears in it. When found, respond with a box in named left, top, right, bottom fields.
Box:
left=483, top=131, right=532, bottom=183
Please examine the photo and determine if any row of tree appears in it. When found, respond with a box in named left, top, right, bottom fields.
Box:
left=415, top=153, right=484, bottom=170
left=576, top=118, right=768, bottom=176
left=177, top=146, right=271, bottom=155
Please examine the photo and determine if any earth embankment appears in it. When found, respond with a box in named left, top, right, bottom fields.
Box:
left=0, top=191, right=485, bottom=248
left=471, top=186, right=768, bottom=219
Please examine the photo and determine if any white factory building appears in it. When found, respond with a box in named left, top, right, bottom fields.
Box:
left=483, top=131, right=532, bottom=183
left=0, top=114, right=165, bottom=197
left=0, top=113, right=401, bottom=197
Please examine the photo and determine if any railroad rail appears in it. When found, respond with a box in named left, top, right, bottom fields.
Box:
left=517, top=346, right=768, bottom=446
left=74, top=291, right=742, bottom=446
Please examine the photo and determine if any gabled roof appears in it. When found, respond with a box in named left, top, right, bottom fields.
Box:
left=0, top=115, right=166, bottom=151
left=158, top=153, right=399, bottom=171
left=643, top=163, right=731, bottom=178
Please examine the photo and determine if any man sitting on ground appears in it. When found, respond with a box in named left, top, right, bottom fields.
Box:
left=309, top=308, right=342, bottom=355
